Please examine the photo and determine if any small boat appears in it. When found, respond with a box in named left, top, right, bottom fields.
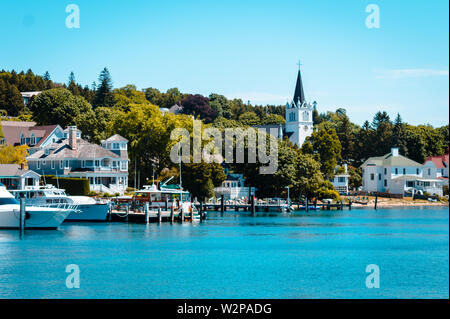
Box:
left=10, top=185, right=109, bottom=221
left=0, top=183, right=73, bottom=229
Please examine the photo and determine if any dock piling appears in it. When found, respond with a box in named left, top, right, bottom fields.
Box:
left=374, top=193, right=378, bottom=210
left=170, top=204, right=174, bottom=222
left=19, top=198, right=25, bottom=234
left=157, top=208, right=162, bottom=223
left=220, top=195, right=224, bottom=214
left=305, top=196, right=309, bottom=213
left=144, top=202, right=149, bottom=223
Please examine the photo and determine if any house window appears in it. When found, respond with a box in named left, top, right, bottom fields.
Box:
left=428, top=168, right=431, bottom=176
left=64, top=160, right=70, bottom=169
left=120, top=143, right=127, bottom=150
left=20, top=134, right=25, bottom=145
left=403, top=168, right=406, bottom=175
left=30, top=134, right=36, bottom=146
left=81, top=160, right=86, bottom=168
left=37, top=161, right=41, bottom=169
left=384, top=179, right=387, bottom=187
left=302, top=111, right=309, bottom=121
left=51, top=161, right=55, bottom=169
left=42, top=160, right=46, bottom=166
left=113, top=143, right=119, bottom=149
left=416, top=168, right=419, bottom=175
left=442, top=169, right=444, bottom=175
left=88, top=177, right=94, bottom=184
left=60, top=160, right=64, bottom=169
left=120, top=161, right=128, bottom=171
left=384, top=168, right=387, bottom=175
left=370, top=173, right=374, bottom=181
left=95, top=160, right=100, bottom=167
left=407, top=181, right=414, bottom=187
left=378, top=174, right=381, bottom=181
left=395, top=168, right=398, bottom=174
left=338, top=177, right=345, bottom=183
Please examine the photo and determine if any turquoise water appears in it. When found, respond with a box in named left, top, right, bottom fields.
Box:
left=0, top=207, right=448, bottom=299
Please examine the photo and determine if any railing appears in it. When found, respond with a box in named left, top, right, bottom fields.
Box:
left=24, top=202, right=80, bottom=213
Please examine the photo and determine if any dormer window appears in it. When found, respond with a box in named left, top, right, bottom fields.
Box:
left=20, top=133, right=25, bottom=145
left=113, top=143, right=119, bottom=150
left=30, top=133, right=36, bottom=146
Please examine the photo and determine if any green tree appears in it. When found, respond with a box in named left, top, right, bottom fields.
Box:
left=238, top=112, right=260, bottom=126
left=292, top=153, right=324, bottom=198
left=303, top=127, right=342, bottom=179
left=93, top=67, right=115, bottom=107
left=30, top=88, right=93, bottom=128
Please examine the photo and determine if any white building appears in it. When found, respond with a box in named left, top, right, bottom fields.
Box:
left=361, top=147, right=444, bottom=196
left=330, top=164, right=350, bottom=194
left=214, top=173, right=255, bottom=201
left=0, top=164, right=40, bottom=190
left=253, top=65, right=314, bottom=147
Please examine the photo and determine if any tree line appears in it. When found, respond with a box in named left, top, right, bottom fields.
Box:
left=0, top=68, right=448, bottom=200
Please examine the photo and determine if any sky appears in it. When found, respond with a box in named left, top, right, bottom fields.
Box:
left=0, top=0, right=448, bottom=127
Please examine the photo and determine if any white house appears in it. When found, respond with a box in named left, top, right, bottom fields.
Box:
left=330, top=164, right=350, bottom=194
left=0, top=164, right=40, bottom=190
left=361, top=147, right=443, bottom=196
left=26, top=127, right=129, bottom=195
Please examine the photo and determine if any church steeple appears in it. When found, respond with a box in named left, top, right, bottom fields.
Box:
left=293, top=62, right=305, bottom=105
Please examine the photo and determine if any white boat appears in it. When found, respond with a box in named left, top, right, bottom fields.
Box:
left=10, top=185, right=109, bottom=222
left=0, top=183, right=72, bottom=229
left=131, top=183, right=200, bottom=219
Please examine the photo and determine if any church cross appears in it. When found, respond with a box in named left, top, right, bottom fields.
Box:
left=297, top=60, right=302, bottom=70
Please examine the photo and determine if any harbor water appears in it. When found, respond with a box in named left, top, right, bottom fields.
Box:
left=0, top=207, right=448, bottom=299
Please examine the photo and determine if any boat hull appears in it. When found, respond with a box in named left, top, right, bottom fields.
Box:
left=0, top=205, right=71, bottom=229
left=65, top=203, right=109, bottom=221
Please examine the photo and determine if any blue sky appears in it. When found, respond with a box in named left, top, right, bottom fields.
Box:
left=1, top=0, right=448, bottom=126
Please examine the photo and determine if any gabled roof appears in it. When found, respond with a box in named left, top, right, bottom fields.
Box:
left=103, top=134, right=128, bottom=142
left=361, top=152, right=423, bottom=168
left=0, top=164, right=40, bottom=177
left=424, top=154, right=449, bottom=168
left=0, top=121, right=59, bottom=147
left=27, top=138, right=122, bottom=160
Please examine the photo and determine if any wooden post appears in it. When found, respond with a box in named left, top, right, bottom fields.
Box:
left=349, top=199, right=352, bottom=210
left=144, top=202, right=149, bottom=223
left=220, top=195, right=224, bottom=214
left=125, top=204, right=129, bottom=222
left=305, top=196, right=309, bottom=212
left=170, top=204, right=174, bottom=222
left=165, top=197, right=168, bottom=210
left=251, top=196, right=255, bottom=215
left=19, top=198, right=25, bottom=234
left=374, top=193, right=378, bottom=210
left=157, top=207, right=162, bottom=223
left=327, top=202, right=331, bottom=210
left=190, top=205, right=194, bottom=222
left=314, top=198, right=317, bottom=209
left=340, top=200, right=343, bottom=210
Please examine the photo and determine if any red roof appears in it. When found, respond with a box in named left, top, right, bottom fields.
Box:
left=424, top=154, right=449, bottom=168
left=1, top=121, right=58, bottom=147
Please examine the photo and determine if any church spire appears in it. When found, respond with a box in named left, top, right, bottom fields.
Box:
left=293, top=62, right=305, bottom=106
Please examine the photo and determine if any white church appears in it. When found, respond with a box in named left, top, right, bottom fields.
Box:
left=254, top=66, right=314, bottom=147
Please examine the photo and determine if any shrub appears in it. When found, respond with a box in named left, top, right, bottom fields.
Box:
left=43, top=175, right=90, bottom=196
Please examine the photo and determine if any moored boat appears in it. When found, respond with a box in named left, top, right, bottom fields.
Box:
left=0, top=183, right=73, bottom=229
left=10, top=185, right=109, bottom=221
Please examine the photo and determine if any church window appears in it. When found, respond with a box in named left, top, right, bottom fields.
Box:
left=303, top=111, right=309, bottom=121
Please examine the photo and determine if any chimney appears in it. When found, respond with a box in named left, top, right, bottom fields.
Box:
left=391, top=147, right=399, bottom=157
left=20, top=162, right=25, bottom=170
left=344, top=163, right=348, bottom=173
left=69, top=126, right=77, bottom=150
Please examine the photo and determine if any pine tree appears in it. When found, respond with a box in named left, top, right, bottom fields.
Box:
left=93, top=67, right=115, bottom=107
left=392, top=113, right=408, bottom=155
